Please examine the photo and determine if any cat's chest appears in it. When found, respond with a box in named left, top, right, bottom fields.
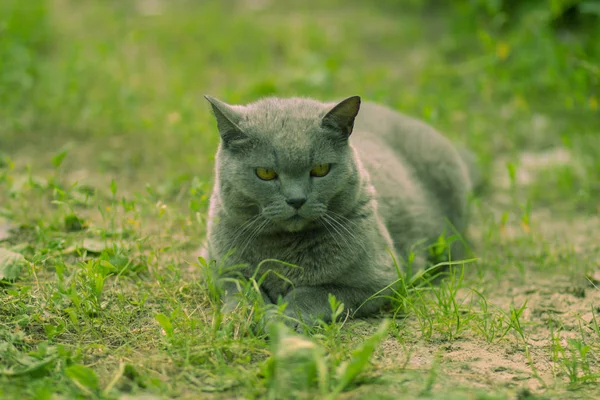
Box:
left=220, top=226, right=357, bottom=282
left=253, top=230, right=344, bottom=267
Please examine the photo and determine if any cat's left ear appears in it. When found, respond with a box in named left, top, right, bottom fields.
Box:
left=321, top=96, right=361, bottom=138
left=204, top=96, right=248, bottom=148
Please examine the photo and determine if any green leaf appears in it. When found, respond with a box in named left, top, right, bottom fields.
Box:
left=0, top=248, right=27, bottom=281
left=333, top=319, right=390, bottom=394
left=65, top=364, right=99, bottom=391
left=506, top=161, right=517, bottom=185
left=64, top=214, right=86, bottom=232
left=51, top=147, right=70, bottom=169
left=155, top=313, right=174, bottom=337
left=0, top=356, right=57, bottom=377
left=94, top=273, right=105, bottom=296
left=44, top=323, right=65, bottom=340
left=123, top=363, right=147, bottom=388
left=110, top=178, right=118, bottom=197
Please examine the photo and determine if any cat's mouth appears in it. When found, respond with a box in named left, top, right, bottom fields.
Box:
left=283, top=213, right=310, bottom=232
left=264, top=208, right=323, bottom=232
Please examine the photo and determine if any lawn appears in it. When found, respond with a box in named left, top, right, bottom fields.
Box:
left=1, top=0, right=599, bottom=399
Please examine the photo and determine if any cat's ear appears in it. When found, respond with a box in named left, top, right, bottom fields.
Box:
left=204, top=96, right=248, bottom=148
left=321, top=96, right=361, bottom=138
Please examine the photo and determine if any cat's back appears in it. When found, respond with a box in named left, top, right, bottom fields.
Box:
left=351, top=101, right=472, bottom=235
left=354, top=101, right=457, bottom=162
left=352, top=100, right=464, bottom=179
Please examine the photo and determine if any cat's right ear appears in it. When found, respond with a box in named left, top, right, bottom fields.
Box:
left=321, top=96, right=361, bottom=139
left=204, top=96, right=249, bottom=148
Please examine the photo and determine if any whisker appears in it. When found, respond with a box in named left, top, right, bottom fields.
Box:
left=322, top=214, right=353, bottom=250
left=318, top=218, right=344, bottom=250
left=236, top=218, right=263, bottom=255
left=230, top=214, right=262, bottom=248
left=238, top=217, right=270, bottom=258
left=327, top=210, right=363, bottom=228
left=325, top=212, right=368, bottom=255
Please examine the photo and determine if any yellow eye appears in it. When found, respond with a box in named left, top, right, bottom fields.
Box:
left=256, top=168, right=277, bottom=181
left=310, top=164, right=330, bottom=177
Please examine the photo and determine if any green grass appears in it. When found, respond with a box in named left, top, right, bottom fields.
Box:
left=1, top=0, right=600, bottom=398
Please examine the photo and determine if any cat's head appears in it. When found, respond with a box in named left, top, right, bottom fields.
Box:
left=206, top=96, right=362, bottom=233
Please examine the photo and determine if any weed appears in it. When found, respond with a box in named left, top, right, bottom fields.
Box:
left=264, top=318, right=389, bottom=399
left=470, top=289, right=509, bottom=343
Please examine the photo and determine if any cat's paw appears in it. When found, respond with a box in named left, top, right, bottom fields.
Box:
left=280, top=302, right=326, bottom=334
left=282, top=310, right=311, bottom=334
left=258, top=304, right=307, bottom=333
left=278, top=288, right=332, bottom=332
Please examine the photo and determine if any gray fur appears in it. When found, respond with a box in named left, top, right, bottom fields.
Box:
left=204, top=95, right=477, bottom=327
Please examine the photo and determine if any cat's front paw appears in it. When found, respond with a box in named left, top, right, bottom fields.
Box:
left=281, top=304, right=314, bottom=333
left=255, top=303, right=305, bottom=333
left=279, top=289, right=330, bottom=332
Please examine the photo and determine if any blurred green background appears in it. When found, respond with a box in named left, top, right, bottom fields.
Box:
left=1, top=2, right=600, bottom=398
left=1, top=0, right=598, bottom=197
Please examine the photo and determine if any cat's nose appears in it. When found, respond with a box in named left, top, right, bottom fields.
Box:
left=286, top=197, right=306, bottom=209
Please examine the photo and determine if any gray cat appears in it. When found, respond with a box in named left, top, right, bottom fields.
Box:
left=203, top=95, right=478, bottom=328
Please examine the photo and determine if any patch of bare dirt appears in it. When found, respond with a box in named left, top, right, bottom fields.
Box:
left=349, top=149, right=600, bottom=397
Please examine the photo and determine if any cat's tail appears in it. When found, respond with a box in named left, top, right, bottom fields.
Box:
left=457, top=146, right=485, bottom=195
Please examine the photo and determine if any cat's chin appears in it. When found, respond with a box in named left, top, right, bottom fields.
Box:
left=284, top=216, right=308, bottom=232
left=279, top=215, right=314, bottom=233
